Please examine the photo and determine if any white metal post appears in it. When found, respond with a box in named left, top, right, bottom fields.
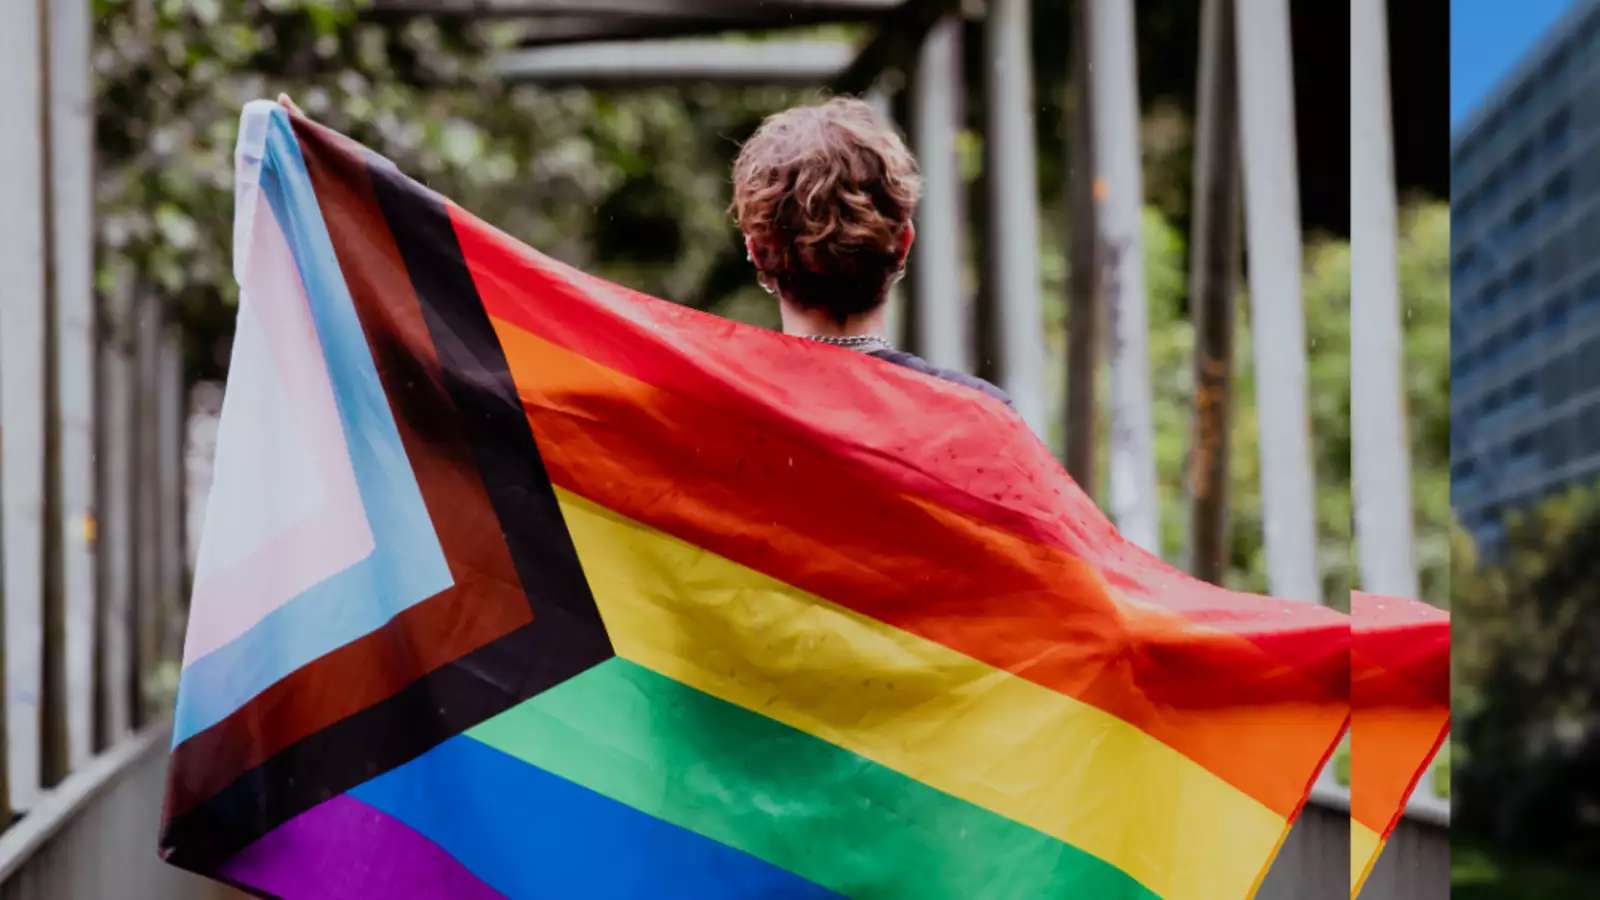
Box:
left=984, top=0, right=1047, bottom=434
left=863, top=86, right=909, bottom=348
left=1234, top=0, right=1321, bottom=601
left=99, top=313, right=133, bottom=743
left=1351, top=0, right=1419, bottom=599
left=910, top=14, right=970, bottom=372
left=1084, top=0, right=1159, bottom=553
left=158, top=328, right=185, bottom=667
left=1, top=0, right=48, bottom=812
left=49, top=0, right=98, bottom=773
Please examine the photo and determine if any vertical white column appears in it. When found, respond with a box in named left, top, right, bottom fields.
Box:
left=1085, top=0, right=1160, bottom=553
left=864, top=86, right=909, bottom=348
left=50, top=0, right=97, bottom=772
left=1351, top=0, right=1420, bottom=599
left=133, top=299, right=162, bottom=726
left=1, top=0, right=47, bottom=810
left=1234, top=0, right=1322, bottom=601
left=910, top=15, right=969, bottom=372
left=100, top=306, right=134, bottom=743
left=985, top=0, right=1047, bottom=434
left=158, top=328, right=185, bottom=668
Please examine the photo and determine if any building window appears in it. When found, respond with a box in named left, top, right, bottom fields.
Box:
left=1581, top=406, right=1600, bottom=453
left=1481, top=279, right=1505, bottom=313
left=1508, top=200, right=1537, bottom=241
left=1546, top=107, right=1573, bottom=155
left=1452, top=245, right=1478, bottom=281
left=1544, top=352, right=1573, bottom=405
left=1545, top=294, right=1572, bottom=334
left=1545, top=419, right=1573, bottom=466
left=1581, top=273, right=1600, bottom=315
left=1543, top=46, right=1571, bottom=84
left=1544, top=171, right=1572, bottom=217
left=1509, top=259, right=1536, bottom=294
left=1508, top=140, right=1536, bottom=180
left=1480, top=334, right=1502, bottom=365
left=1581, top=338, right=1600, bottom=394
left=1481, top=168, right=1504, bottom=208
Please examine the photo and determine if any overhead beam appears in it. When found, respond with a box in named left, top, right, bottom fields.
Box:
left=494, top=39, right=856, bottom=84
left=509, top=10, right=877, bottom=47
left=374, top=0, right=900, bottom=20
left=830, top=0, right=959, bottom=96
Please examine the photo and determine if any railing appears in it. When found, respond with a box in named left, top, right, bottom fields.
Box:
left=0, top=1, right=203, bottom=896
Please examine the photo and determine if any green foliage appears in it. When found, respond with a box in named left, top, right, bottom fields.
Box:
left=1453, top=839, right=1599, bottom=899
left=1453, top=483, right=1600, bottom=867
left=1040, top=201, right=1446, bottom=603
left=95, top=0, right=810, bottom=381
left=1396, top=203, right=1452, bottom=606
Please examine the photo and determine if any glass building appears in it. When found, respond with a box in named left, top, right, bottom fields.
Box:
left=1452, top=0, right=1600, bottom=554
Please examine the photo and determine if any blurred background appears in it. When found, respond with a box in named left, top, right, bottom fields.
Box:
left=1, top=1, right=1446, bottom=898
left=1450, top=0, right=1600, bottom=893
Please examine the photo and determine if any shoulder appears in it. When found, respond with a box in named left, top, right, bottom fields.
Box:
left=867, top=349, right=1014, bottom=408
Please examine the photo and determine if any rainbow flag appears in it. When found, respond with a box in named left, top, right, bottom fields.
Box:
left=1349, top=592, right=1449, bottom=896
left=160, top=101, right=1350, bottom=899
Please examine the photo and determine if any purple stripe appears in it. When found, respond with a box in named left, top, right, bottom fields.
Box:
left=219, top=794, right=504, bottom=899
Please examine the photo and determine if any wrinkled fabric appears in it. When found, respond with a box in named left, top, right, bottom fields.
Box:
left=161, top=101, right=1352, bottom=900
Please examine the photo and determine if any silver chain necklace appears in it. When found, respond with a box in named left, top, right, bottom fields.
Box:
left=801, top=334, right=893, bottom=353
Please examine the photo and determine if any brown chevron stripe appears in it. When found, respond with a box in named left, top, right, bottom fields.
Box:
left=160, top=110, right=611, bottom=874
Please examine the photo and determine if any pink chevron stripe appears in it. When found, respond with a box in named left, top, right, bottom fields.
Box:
left=182, top=195, right=373, bottom=667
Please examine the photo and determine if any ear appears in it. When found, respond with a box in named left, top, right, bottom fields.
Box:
left=745, top=235, right=761, bottom=265
left=897, top=221, right=916, bottom=264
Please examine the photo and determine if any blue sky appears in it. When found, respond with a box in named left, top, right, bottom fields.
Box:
left=1452, top=0, right=1576, bottom=128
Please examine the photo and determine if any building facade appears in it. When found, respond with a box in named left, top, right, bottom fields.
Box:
left=1452, top=0, right=1600, bottom=552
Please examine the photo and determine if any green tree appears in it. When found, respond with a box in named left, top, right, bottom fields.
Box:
left=95, top=0, right=811, bottom=382
left=1454, top=484, right=1600, bottom=867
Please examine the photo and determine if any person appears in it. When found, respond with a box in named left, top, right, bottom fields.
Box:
left=729, top=96, right=1011, bottom=407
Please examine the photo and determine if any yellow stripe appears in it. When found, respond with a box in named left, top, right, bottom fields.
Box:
left=557, top=489, right=1288, bottom=900
left=1351, top=820, right=1384, bottom=897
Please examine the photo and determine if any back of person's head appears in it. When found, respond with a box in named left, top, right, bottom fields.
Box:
left=730, top=96, right=922, bottom=324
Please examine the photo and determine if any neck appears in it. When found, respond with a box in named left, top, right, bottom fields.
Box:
left=779, top=299, right=888, bottom=338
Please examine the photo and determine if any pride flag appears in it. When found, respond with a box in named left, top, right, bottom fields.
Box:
left=1349, top=592, right=1450, bottom=896
left=160, top=101, right=1350, bottom=899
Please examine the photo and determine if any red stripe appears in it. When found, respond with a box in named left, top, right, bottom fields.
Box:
left=1351, top=592, right=1450, bottom=837
left=452, top=207, right=1348, bottom=818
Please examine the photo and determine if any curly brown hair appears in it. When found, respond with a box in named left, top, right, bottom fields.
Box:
left=730, top=97, right=922, bottom=323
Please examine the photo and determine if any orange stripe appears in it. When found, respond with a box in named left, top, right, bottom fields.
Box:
left=452, top=204, right=1344, bottom=645
left=489, top=315, right=1345, bottom=819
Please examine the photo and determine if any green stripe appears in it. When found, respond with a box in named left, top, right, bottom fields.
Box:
left=467, top=658, right=1156, bottom=900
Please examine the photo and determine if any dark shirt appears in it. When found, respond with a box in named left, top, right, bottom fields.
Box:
left=867, top=348, right=1014, bottom=408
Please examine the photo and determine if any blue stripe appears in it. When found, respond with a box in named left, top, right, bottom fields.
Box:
left=173, top=107, right=452, bottom=745
left=349, top=735, right=839, bottom=899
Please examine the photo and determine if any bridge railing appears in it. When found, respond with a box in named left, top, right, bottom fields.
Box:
left=0, top=2, right=200, bottom=896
